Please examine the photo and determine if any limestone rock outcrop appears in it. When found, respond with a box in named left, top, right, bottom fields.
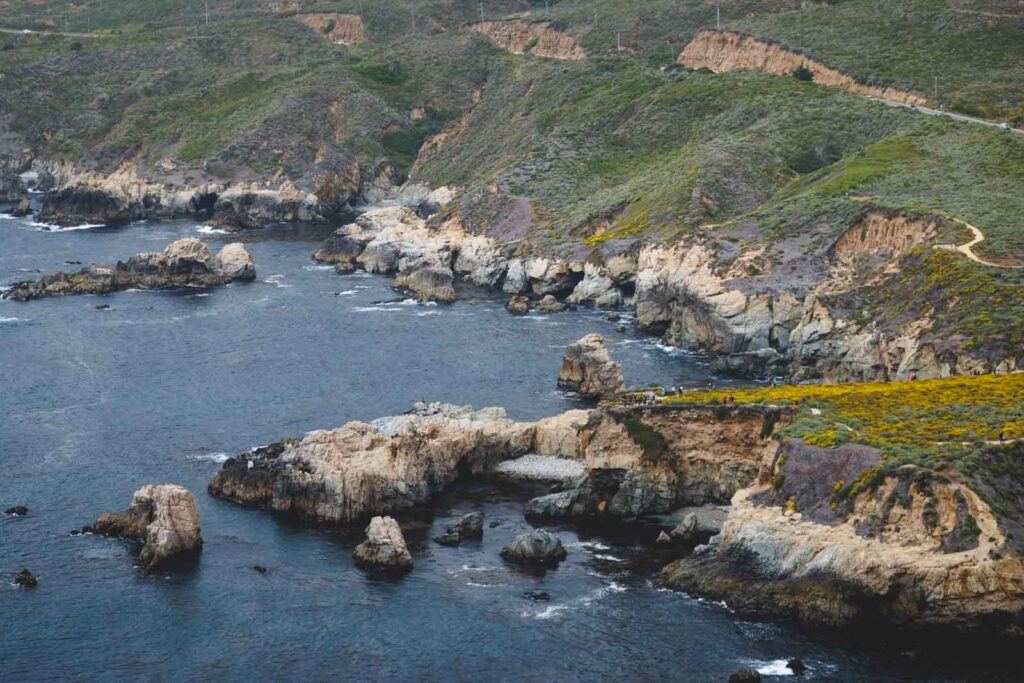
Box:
left=208, top=403, right=593, bottom=525
left=354, top=516, right=413, bottom=572
left=91, top=484, right=203, bottom=573
left=2, top=238, right=255, bottom=301
left=557, top=334, right=623, bottom=397
left=393, top=257, right=457, bottom=303
left=294, top=12, right=368, bottom=45
left=501, top=529, right=567, bottom=565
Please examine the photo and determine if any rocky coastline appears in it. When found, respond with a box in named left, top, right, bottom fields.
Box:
left=2, top=237, right=255, bottom=301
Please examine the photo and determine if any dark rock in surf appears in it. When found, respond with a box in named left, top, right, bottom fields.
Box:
left=434, top=512, right=484, bottom=546
left=501, top=529, right=567, bottom=566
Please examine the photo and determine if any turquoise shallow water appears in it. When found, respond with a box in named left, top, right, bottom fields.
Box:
left=0, top=215, right=1014, bottom=681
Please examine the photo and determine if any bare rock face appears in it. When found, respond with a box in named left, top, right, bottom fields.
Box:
left=9, top=198, right=31, bottom=217
left=557, top=334, right=623, bottom=397
left=354, top=516, right=413, bottom=572
left=208, top=403, right=592, bottom=525
left=214, top=243, right=257, bottom=281
left=501, top=529, right=567, bottom=565
left=2, top=238, right=246, bottom=301
left=393, top=257, right=457, bottom=303
left=658, top=438, right=1024, bottom=635
left=91, top=484, right=202, bottom=573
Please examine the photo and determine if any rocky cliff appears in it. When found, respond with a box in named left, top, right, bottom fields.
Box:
left=678, top=30, right=927, bottom=106
left=659, top=437, right=1024, bottom=636
left=468, top=20, right=587, bottom=60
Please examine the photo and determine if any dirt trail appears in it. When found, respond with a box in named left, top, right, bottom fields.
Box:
left=941, top=220, right=1024, bottom=269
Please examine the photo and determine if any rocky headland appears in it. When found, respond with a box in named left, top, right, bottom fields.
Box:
left=557, top=334, right=624, bottom=398
left=2, top=237, right=255, bottom=301
left=207, top=402, right=591, bottom=525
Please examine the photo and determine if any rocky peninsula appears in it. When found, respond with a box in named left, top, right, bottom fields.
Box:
left=2, top=238, right=255, bottom=301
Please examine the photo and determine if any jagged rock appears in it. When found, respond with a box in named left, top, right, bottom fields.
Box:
left=9, top=198, right=31, bottom=217
left=728, top=669, right=761, bottom=683
left=434, top=512, right=484, bottom=546
left=524, top=490, right=581, bottom=520
left=501, top=529, right=567, bottom=565
left=670, top=512, right=698, bottom=541
left=13, top=569, right=38, bottom=588
left=557, top=334, right=624, bottom=397
left=214, top=243, right=257, bottom=280
left=354, top=516, right=413, bottom=572
left=4, top=505, right=28, bottom=516
left=416, top=185, right=457, bottom=218
left=506, top=295, right=530, bottom=315
left=39, top=185, right=133, bottom=226
left=2, top=238, right=239, bottom=301
left=91, top=484, right=202, bottom=573
left=253, top=565, right=268, bottom=574
left=503, top=259, right=529, bottom=294
left=208, top=403, right=580, bottom=525
left=393, top=258, right=457, bottom=302
left=656, top=531, right=673, bottom=544
left=522, top=590, right=551, bottom=601
left=567, top=262, right=623, bottom=308
left=787, top=659, right=806, bottom=675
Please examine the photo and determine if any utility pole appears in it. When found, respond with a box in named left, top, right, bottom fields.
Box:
left=411, top=8, right=416, bottom=34
left=617, top=32, right=621, bottom=53
left=934, top=75, right=938, bottom=101
left=716, top=5, right=720, bottom=30
left=480, top=2, right=484, bottom=24
left=205, top=1, right=209, bottom=26
left=545, top=1, right=549, bottom=18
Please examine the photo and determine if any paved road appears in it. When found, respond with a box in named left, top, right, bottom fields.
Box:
left=872, top=97, right=1023, bottom=135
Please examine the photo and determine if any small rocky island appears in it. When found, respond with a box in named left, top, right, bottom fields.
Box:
left=2, top=237, right=255, bottom=301
left=89, top=484, right=203, bottom=574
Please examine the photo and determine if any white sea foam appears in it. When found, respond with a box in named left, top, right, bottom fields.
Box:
left=591, top=553, right=625, bottom=563
left=303, top=264, right=336, bottom=271
left=353, top=305, right=403, bottom=312
left=754, top=660, right=798, bottom=676
left=29, top=220, right=103, bottom=232
left=525, top=582, right=628, bottom=620
left=195, top=224, right=229, bottom=235
left=335, top=289, right=357, bottom=296
left=0, top=316, right=24, bottom=324
left=0, top=213, right=18, bottom=220
left=188, top=452, right=229, bottom=463
left=576, top=541, right=612, bottom=551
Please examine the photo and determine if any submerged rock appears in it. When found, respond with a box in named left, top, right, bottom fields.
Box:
left=354, top=516, right=413, bottom=572
left=729, top=669, right=761, bottom=683
left=501, top=529, right=567, bottom=565
left=4, top=505, right=28, bottom=516
left=13, top=569, right=38, bottom=588
left=2, top=238, right=255, bottom=301
left=557, top=334, right=624, bottom=397
left=434, top=512, right=484, bottom=546
left=91, top=484, right=203, bottom=574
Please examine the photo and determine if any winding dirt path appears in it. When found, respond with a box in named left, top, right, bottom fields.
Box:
left=941, top=220, right=1024, bottom=269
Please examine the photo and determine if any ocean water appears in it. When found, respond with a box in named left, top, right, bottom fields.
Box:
left=0, top=216, right=1012, bottom=681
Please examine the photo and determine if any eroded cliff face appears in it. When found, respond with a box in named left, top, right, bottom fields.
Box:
left=659, top=438, right=1024, bottom=635
left=526, top=404, right=786, bottom=520
left=294, top=13, right=369, bottom=45
left=678, top=30, right=927, bottom=106
left=469, top=20, right=587, bottom=60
